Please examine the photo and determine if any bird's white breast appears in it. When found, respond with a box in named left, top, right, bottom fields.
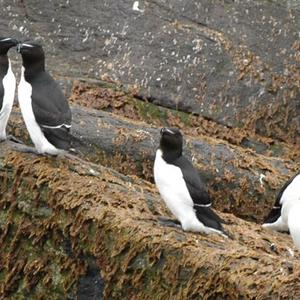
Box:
left=263, top=175, right=300, bottom=232
left=280, top=175, right=300, bottom=205
left=154, top=149, right=225, bottom=235
left=2, top=60, right=16, bottom=109
left=0, top=60, right=16, bottom=139
left=154, top=149, right=196, bottom=222
left=282, top=200, right=300, bottom=251
left=278, top=174, right=300, bottom=232
left=262, top=216, right=289, bottom=232
left=18, top=67, right=59, bottom=154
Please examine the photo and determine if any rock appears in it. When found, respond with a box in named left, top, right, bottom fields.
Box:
left=8, top=103, right=300, bottom=222
left=77, top=259, right=105, bottom=300
left=1, top=143, right=300, bottom=299
left=1, top=1, right=299, bottom=297
left=1, top=0, right=299, bottom=143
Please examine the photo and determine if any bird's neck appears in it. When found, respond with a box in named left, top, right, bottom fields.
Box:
left=162, top=149, right=182, bottom=163
left=0, top=54, right=9, bottom=78
left=22, top=60, right=45, bottom=80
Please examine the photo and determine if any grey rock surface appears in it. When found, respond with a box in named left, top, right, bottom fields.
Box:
left=9, top=105, right=298, bottom=222
left=1, top=0, right=299, bottom=143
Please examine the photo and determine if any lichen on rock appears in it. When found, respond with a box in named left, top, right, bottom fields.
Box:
left=1, top=143, right=300, bottom=299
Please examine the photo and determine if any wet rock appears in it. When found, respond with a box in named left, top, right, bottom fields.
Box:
left=77, top=259, right=105, bottom=300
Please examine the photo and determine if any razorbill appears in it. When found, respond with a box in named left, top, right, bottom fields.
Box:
left=0, top=37, right=18, bottom=141
left=17, top=42, right=72, bottom=155
left=154, top=127, right=227, bottom=237
left=262, top=172, right=300, bottom=232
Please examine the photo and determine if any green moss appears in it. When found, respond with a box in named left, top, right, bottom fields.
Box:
left=176, top=110, right=191, bottom=125
left=0, top=209, right=10, bottom=227
left=269, top=143, right=284, bottom=157
left=135, top=100, right=168, bottom=124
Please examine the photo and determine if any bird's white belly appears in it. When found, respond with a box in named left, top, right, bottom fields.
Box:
left=263, top=175, right=300, bottom=232
left=154, top=150, right=201, bottom=227
left=18, top=68, right=58, bottom=154
left=262, top=216, right=289, bottom=232
left=0, top=61, right=16, bottom=139
left=282, top=201, right=300, bottom=251
left=276, top=175, right=300, bottom=232
left=154, top=149, right=226, bottom=235
left=280, top=175, right=300, bottom=205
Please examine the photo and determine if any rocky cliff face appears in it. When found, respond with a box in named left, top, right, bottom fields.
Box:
left=0, top=0, right=300, bottom=299
left=1, top=0, right=299, bottom=143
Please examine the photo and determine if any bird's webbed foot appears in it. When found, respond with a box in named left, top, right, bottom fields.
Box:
left=157, top=216, right=181, bottom=229
left=6, top=135, right=24, bottom=144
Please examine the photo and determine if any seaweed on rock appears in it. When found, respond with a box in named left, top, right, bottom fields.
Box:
left=0, top=144, right=300, bottom=299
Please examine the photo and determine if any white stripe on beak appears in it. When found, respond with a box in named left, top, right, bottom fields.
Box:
left=21, top=43, right=35, bottom=48
left=164, top=128, right=175, bottom=135
left=0, top=38, right=13, bottom=42
left=41, top=124, right=71, bottom=129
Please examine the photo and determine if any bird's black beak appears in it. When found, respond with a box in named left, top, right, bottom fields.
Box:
left=0, top=37, right=18, bottom=47
left=10, top=38, right=19, bottom=47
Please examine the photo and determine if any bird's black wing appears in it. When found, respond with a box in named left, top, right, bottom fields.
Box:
left=0, top=80, right=3, bottom=110
left=41, top=126, right=70, bottom=150
left=195, top=206, right=225, bottom=233
left=0, top=67, right=5, bottom=110
left=173, top=156, right=211, bottom=206
left=276, top=173, right=299, bottom=205
left=172, top=156, right=226, bottom=225
left=30, top=72, right=72, bottom=150
left=31, top=72, right=71, bottom=127
left=263, top=207, right=281, bottom=224
left=263, top=172, right=300, bottom=224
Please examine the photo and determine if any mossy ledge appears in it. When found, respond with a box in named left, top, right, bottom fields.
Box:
left=8, top=105, right=300, bottom=223
left=1, top=143, right=300, bottom=299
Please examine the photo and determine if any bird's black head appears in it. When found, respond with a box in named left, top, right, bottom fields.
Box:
left=17, top=42, right=45, bottom=63
left=159, top=127, right=183, bottom=161
left=0, top=37, right=18, bottom=55
left=17, top=42, right=45, bottom=73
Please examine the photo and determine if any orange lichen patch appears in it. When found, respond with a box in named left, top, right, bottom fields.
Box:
left=1, top=144, right=300, bottom=298
left=69, top=81, right=147, bottom=124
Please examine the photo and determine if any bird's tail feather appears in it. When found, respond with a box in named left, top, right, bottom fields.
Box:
left=42, top=127, right=86, bottom=151
left=262, top=207, right=281, bottom=225
left=195, top=206, right=231, bottom=238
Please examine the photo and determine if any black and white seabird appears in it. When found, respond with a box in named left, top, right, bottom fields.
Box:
left=0, top=37, right=18, bottom=141
left=154, top=127, right=228, bottom=237
left=17, top=42, right=72, bottom=155
left=262, top=172, right=300, bottom=232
